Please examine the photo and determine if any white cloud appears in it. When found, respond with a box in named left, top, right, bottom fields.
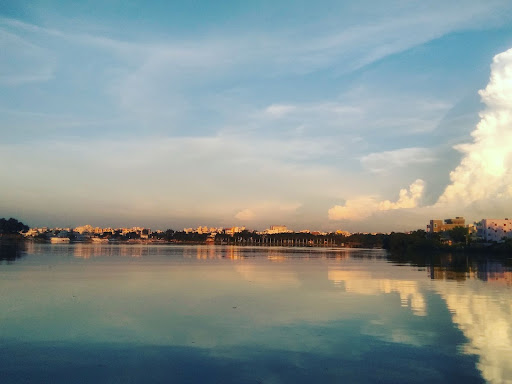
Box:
left=261, top=102, right=361, bottom=120
left=234, top=209, right=254, bottom=221
left=3, top=8, right=512, bottom=231
left=437, top=47, right=512, bottom=206
left=264, top=104, right=297, bottom=118
left=378, top=179, right=425, bottom=210
left=361, top=148, right=435, bottom=174
left=334, top=46, right=512, bottom=225
left=327, top=197, right=381, bottom=221
left=328, top=179, right=425, bottom=221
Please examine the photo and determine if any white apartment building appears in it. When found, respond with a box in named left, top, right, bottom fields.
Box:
left=476, top=218, right=512, bottom=242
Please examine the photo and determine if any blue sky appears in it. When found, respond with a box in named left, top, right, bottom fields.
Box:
left=2, top=1, right=512, bottom=231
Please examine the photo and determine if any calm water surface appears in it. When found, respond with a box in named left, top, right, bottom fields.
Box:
left=0, top=243, right=511, bottom=383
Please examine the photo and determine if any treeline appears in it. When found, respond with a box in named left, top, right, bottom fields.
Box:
left=127, top=228, right=468, bottom=250
left=152, top=230, right=386, bottom=248
left=4, top=216, right=511, bottom=255
left=0, top=218, right=29, bottom=235
left=149, top=227, right=512, bottom=255
left=383, top=228, right=512, bottom=254
left=383, top=230, right=442, bottom=253
left=0, top=218, right=29, bottom=262
left=151, top=230, right=209, bottom=243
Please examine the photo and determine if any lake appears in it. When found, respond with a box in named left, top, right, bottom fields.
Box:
left=0, top=243, right=511, bottom=383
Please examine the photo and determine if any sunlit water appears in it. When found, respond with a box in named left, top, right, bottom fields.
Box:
left=1, top=243, right=511, bottom=383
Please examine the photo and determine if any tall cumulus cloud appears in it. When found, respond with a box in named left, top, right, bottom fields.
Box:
left=437, top=47, right=512, bottom=206
left=329, top=46, right=512, bottom=222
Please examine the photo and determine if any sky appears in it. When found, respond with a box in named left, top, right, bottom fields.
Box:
left=1, top=1, right=512, bottom=232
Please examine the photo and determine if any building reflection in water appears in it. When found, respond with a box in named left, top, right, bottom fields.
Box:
left=183, top=246, right=225, bottom=260
left=73, top=244, right=146, bottom=259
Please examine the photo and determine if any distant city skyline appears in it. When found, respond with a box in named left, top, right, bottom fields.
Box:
left=1, top=1, right=512, bottom=232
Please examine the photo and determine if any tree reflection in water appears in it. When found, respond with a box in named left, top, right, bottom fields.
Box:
left=0, top=240, right=26, bottom=263
left=387, top=251, right=512, bottom=283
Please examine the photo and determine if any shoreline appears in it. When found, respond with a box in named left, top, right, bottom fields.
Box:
left=5, top=236, right=511, bottom=256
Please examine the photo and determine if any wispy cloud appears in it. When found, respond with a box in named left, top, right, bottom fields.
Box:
left=273, top=0, right=512, bottom=73
left=2, top=2, right=512, bottom=230
left=251, top=93, right=452, bottom=142
left=361, top=148, right=436, bottom=174
left=0, top=29, right=55, bottom=84
left=264, top=104, right=297, bottom=118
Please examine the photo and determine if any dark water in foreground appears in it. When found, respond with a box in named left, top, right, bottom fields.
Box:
left=0, top=243, right=511, bottom=383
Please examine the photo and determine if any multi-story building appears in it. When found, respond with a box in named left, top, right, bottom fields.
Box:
left=195, top=226, right=209, bottom=234
left=74, top=225, right=94, bottom=234
left=427, top=217, right=466, bottom=233
left=24, top=228, right=43, bottom=237
left=224, top=227, right=245, bottom=236
left=265, top=225, right=292, bottom=234
left=184, top=226, right=222, bottom=234
left=476, top=218, right=512, bottom=242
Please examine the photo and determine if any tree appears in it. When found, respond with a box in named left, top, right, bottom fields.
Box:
left=447, top=226, right=469, bottom=244
left=0, top=218, right=29, bottom=235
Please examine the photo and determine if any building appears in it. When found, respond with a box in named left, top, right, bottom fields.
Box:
left=427, top=217, right=466, bottom=233
left=265, top=225, right=292, bottom=234
left=74, top=224, right=109, bottom=235
left=224, top=227, right=245, bottom=236
left=476, top=218, right=512, bottom=242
